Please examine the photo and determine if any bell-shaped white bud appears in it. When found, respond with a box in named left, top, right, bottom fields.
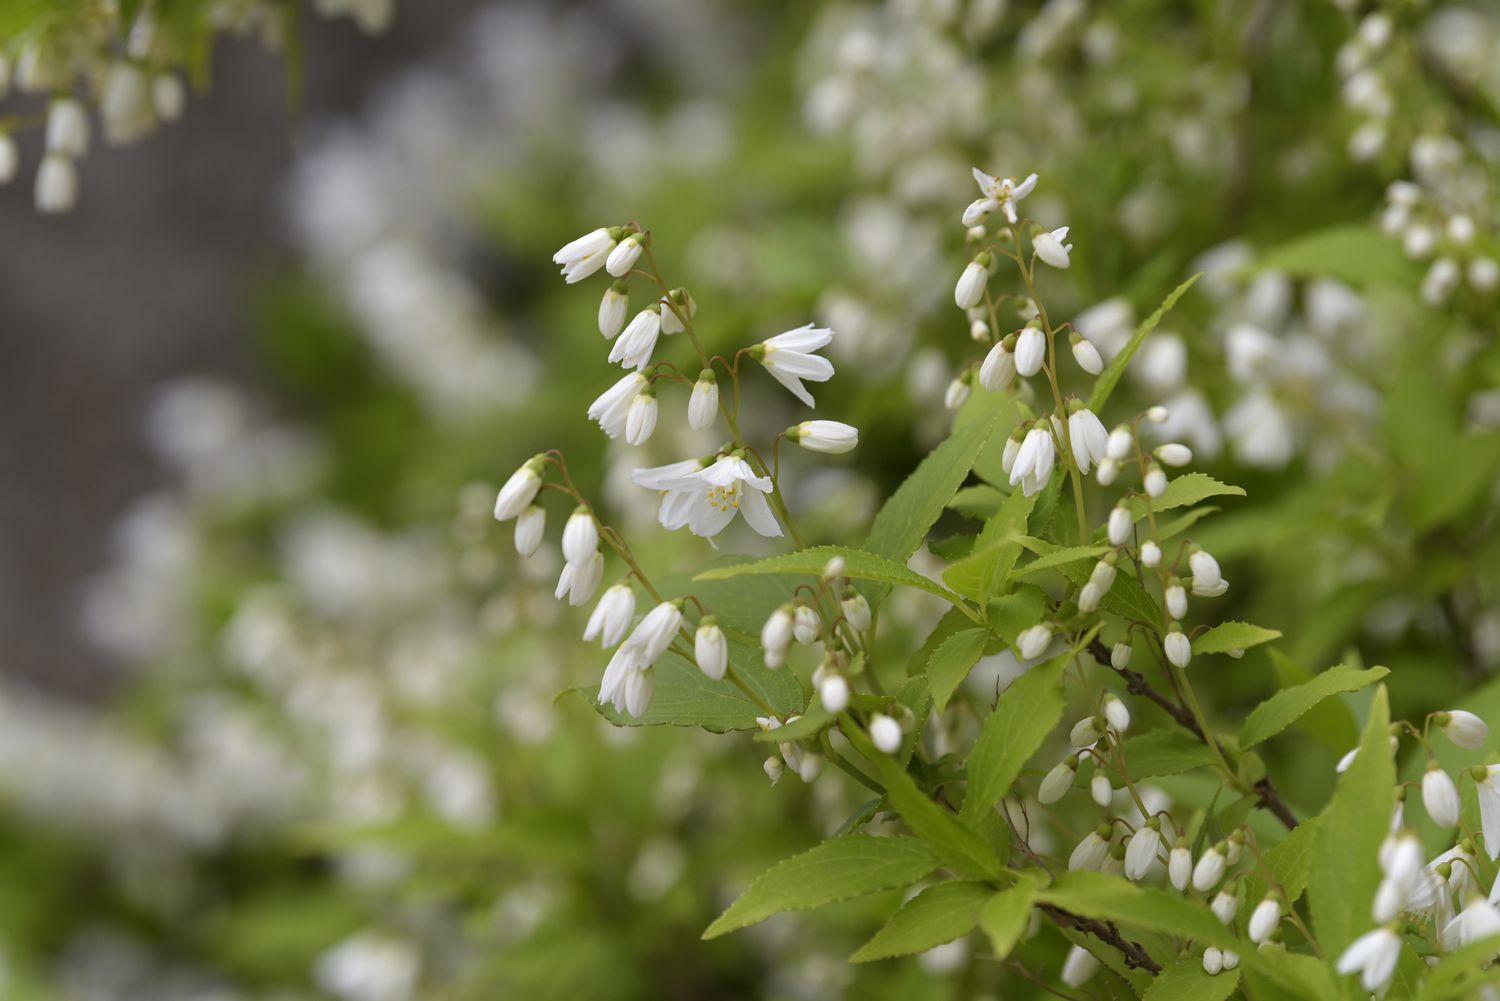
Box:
left=514, top=505, right=546, bottom=557
left=689, top=371, right=719, bottom=430
left=695, top=619, right=727, bottom=680
left=869, top=713, right=903, bottom=754
left=1164, top=628, right=1191, bottom=668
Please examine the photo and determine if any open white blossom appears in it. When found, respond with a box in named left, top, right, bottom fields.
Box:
left=755, top=324, right=835, bottom=407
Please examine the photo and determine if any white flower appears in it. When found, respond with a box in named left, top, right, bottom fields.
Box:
left=1188, top=548, right=1221, bottom=590
left=1140, top=541, right=1162, bottom=568
left=609, top=307, right=663, bottom=370
left=660, top=290, right=695, bottom=334
left=1335, top=927, right=1401, bottom=992
left=1091, top=773, right=1112, bottom=806
left=1202, top=947, right=1223, bottom=975
left=1014, top=325, right=1046, bottom=378
left=671, top=454, right=783, bottom=540
left=954, top=256, right=990, bottom=310
left=971, top=168, right=1038, bottom=225
left=1070, top=827, right=1111, bottom=871
left=1166, top=582, right=1188, bottom=620
left=1033, top=226, right=1073, bottom=269
left=1017, top=623, right=1051, bottom=660
left=1060, top=945, right=1099, bottom=988
left=625, top=391, right=658, bottom=445
left=793, top=605, right=821, bottom=645
left=153, top=74, right=186, bottom=121
left=1105, top=426, right=1133, bottom=460
left=979, top=341, right=1016, bottom=390
left=34, top=153, right=78, bottom=214
left=101, top=62, right=155, bottom=145
left=1071, top=716, right=1105, bottom=747
left=1422, top=257, right=1460, bottom=305
left=562, top=508, right=599, bottom=566
left=1111, top=643, right=1132, bottom=670
left=1193, top=846, right=1226, bottom=891
left=1002, top=432, right=1023, bottom=475
left=1211, top=889, right=1238, bottom=924
left=1164, top=630, right=1191, bottom=668
left=1038, top=757, right=1077, bottom=803
left=605, top=233, right=645, bottom=277
left=494, top=461, right=543, bottom=520
left=789, top=420, right=859, bottom=454
left=762, top=605, right=794, bottom=668
left=625, top=601, right=684, bottom=665
left=1155, top=443, right=1193, bottom=467
left=553, top=227, right=616, bottom=283
left=763, top=756, right=783, bottom=784
left=945, top=376, right=971, bottom=411
left=1440, top=711, right=1489, bottom=749
left=597, top=647, right=655, bottom=718
left=1010, top=424, right=1056, bottom=497
left=1248, top=896, right=1281, bottom=943
left=1108, top=505, right=1133, bottom=546
left=1442, top=895, right=1500, bottom=950
left=588, top=372, right=649, bottom=438
left=869, top=714, right=902, bottom=754
left=1423, top=767, right=1461, bottom=827
left=1125, top=824, right=1161, bottom=880
left=555, top=551, right=604, bottom=606
left=818, top=672, right=849, bottom=713
left=45, top=97, right=88, bottom=156
left=1469, top=257, right=1500, bottom=292
left=514, top=505, right=545, bottom=557
left=688, top=372, right=718, bottom=430
left=843, top=594, right=871, bottom=632
left=757, top=324, right=835, bottom=407
left=1068, top=408, right=1108, bottom=474
left=1476, top=764, right=1500, bottom=859
left=599, top=283, right=629, bottom=339
left=584, top=584, right=636, bottom=648
left=1071, top=335, right=1103, bottom=374
left=1169, top=843, right=1192, bottom=890
left=1144, top=464, right=1168, bottom=497
left=1090, top=561, right=1119, bottom=600
left=694, top=619, right=727, bottom=680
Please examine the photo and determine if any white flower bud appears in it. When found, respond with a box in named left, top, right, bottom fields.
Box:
left=1248, top=896, right=1281, bottom=943
left=514, top=505, right=546, bottom=557
left=1439, top=710, right=1488, bottom=749
left=1002, top=433, right=1023, bottom=476
left=1111, top=643, right=1132, bottom=670
left=790, top=420, right=859, bottom=454
left=762, top=606, right=794, bottom=668
left=695, top=620, right=727, bottom=680
left=1105, top=426, right=1133, bottom=460
left=494, top=460, right=544, bottom=521
left=1108, top=505, right=1133, bottom=546
left=1155, top=442, right=1193, bottom=467
left=970, top=319, right=990, bottom=342
left=1125, top=824, right=1162, bottom=880
left=1038, top=757, right=1077, bottom=803
left=1372, top=878, right=1401, bottom=923
left=1192, top=845, right=1226, bottom=891
left=1018, top=623, right=1052, bottom=660
left=1189, top=547, right=1222, bottom=590
left=689, top=372, right=719, bottom=429
left=562, top=508, right=600, bottom=566
left=818, top=673, right=849, bottom=713
left=823, top=556, right=845, bottom=580
left=798, top=754, right=824, bottom=783
left=1166, top=582, right=1188, bottom=620
left=1140, top=541, right=1162, bottom=568
left=605, top=233, right=645, bottom=277
left=1145, top=405, right=1169, bottom=423
left=1033, top=225, right=1073, bottom=269
left=1335, top=747, right=1358, bottom=773
left=34, top=153, right=78, bottom=214
left=1447, top=214, right=1475, bottom=245
left=1144, top=464, right=1168, bottom=497
left=101, top=61, right=155, bottom=145
left=763, top=756, right=784, bottom=785
left=1070, top=716, right=1105, bottom=747
left=152, top=74, right=186, bottom=121
left=1071, top=335, right=1103, bottom=375
left=1169, top=842, right=1193, bottom=891
left=1095, top=457, right=1119, bottom=485
left=1061, top=945, right=1100, bottom=988
left=599, top=283, right=629, bottom=339
left=869, top=713, right=902, bottom=755
left=1014, top=326, right=1046, bottom=378
left=793, top=605, right=821, bottom=646
left=556, top=551, right=604, bottom=606
left=1102, top=693, right=1130, bottom=733
left=979, top=341, right=1016, bottom=391
left=1078, top=581, right=1103, bottom=613
left=1221, top=951, right=1239, bottom=972
left=1211, top=889, right=1238, bottom=924
left=45, top=97, right=89, bottom=156
left=1164, top=629, right=1191, bottom=668
left=624, top=392, right=658, bottom=445
left=842, top=593, right=871, bottom=632
left=584, top=584, right=636, bottom=648
left=944, top=376, right=971, bottom=411
left=1203, top=947, right=1223, bottom=976
left=954, top=257, right=990, bottom=310
left=1469, top=257, right=1500, bottom=292
left=1069, top=828, right=1111, bottom=871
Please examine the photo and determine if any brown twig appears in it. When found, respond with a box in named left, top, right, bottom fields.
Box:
left=1087, top=640, right=1299, bottom=830
left=1039, top=903, right=1161, bottom=974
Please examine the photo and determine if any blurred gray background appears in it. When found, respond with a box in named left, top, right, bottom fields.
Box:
left=0, top=3, right=471, bottom=698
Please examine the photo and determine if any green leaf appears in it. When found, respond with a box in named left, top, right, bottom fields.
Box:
left=1012, top=544, right=1110, bottom=578
left=1192, top=621, right=1282, bottom=655
left=1115, top=728, right=1220, bottom=780
left=1259, top=225, right=1418, bottom=289
left=849, top=881, right=991, bottom=962
left=1242, top=949, right=1341, bottom=1001
left=949, top=484, right=1005, bottom=519
left=1089, top=273, right=1202, bottom=412
left=1415, top=935, right=1500, bottom=1001
left=1269, top=650, right=1358, bottom=754
left=696, top=544, right=971, bottom=610
left=702, top=836, right=942, bottom=939
left=1036, top=871, right=1238, bottom=948
left=1156, top=505, right=1223, bottom=543
left=978, top=876, right=1041, bottom=960
left=985, top=585, right=1048, bottom=644
left=1142, top=959, right=1241, bottom=1001
left=1248, top=815, right=1321, bottom=906
left=1307, top=684, right=1394, bottom=959
left=961, top=652, right=1069, bottom=824
left=842, top=721, right=1002, bottom=880
left=944, top=487, right=1037, bottom=600
left=1238, top=665, right=1390, bottom=750
left=926, top=627, right=992, bottom=715
left=867, top=406, right=1008, bottom=563
left=1125, top=473, right=1246, bottom=518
